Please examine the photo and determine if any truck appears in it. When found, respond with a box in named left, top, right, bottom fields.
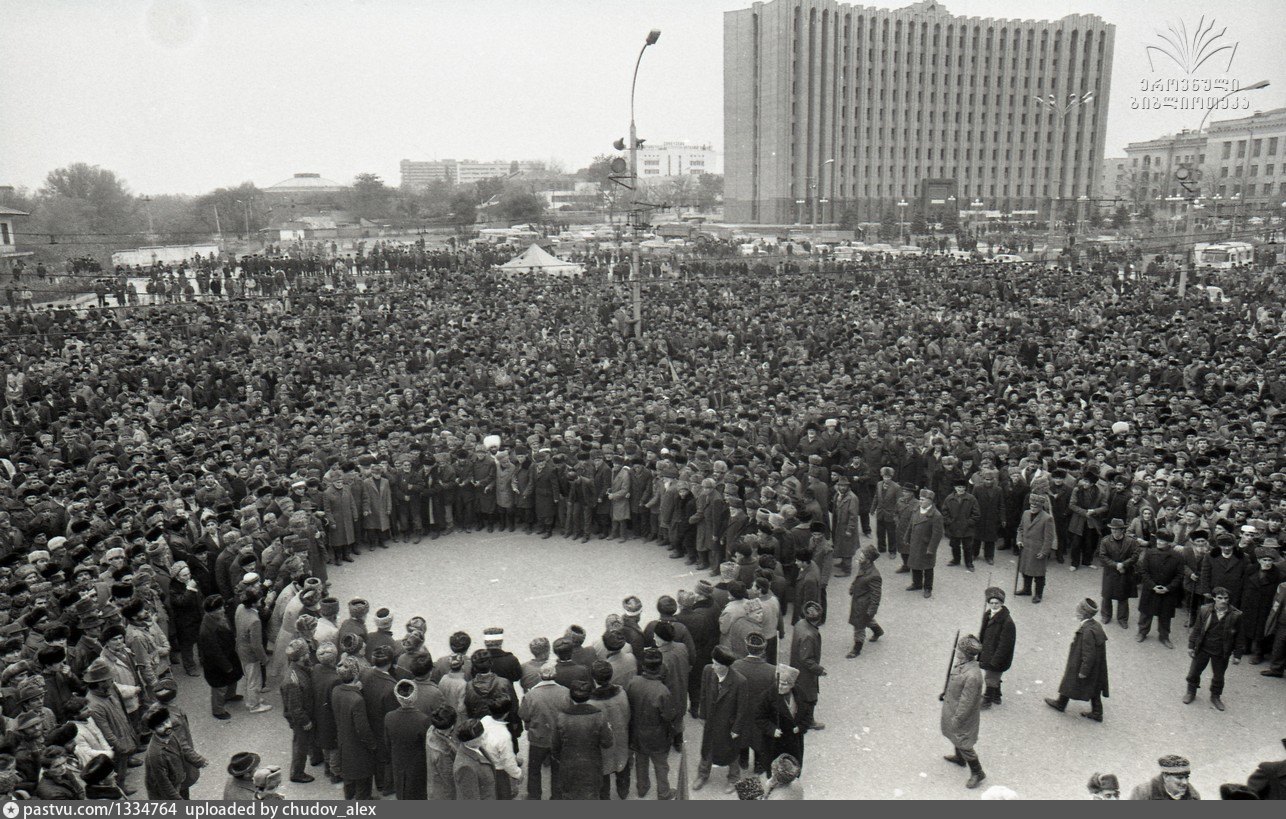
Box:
left=1193, top=241, right=1255, bottom=271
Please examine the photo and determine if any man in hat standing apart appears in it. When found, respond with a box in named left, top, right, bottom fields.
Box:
left=1137, top=532, right=1185, bottom=648
left=941, top=634, right=986, bottom=789
left=978, top=587, right=1016, bottom=709
left=846, top=544, right=883, bottom=658
left=1097, top=518, right=1139, bottom=629
left=1129, top=755, right=1201, bottom=799
left=1017, top=494, right=1056, bottom=604
left=1045, top=599, right=1109, bottom=723
left=906, top=489, right=944, bottom=599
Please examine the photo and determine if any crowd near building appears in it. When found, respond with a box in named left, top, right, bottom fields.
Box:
left=0, top=239, right=1283, bottom=801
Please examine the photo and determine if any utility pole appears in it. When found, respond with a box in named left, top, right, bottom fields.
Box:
left=627, top=29, right=661, bottom=340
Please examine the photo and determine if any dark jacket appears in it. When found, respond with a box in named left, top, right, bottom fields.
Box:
left=196, top=611, right=242, bottom=690
left=755, top=688, right=806, bottom=768
left=1137, top=547, right=1185, bottom=619
left=310, top=664, right=341, bottom=750
left=384, top=705, right=430, bottom=800
left=332, top=682, right=377, bottom=781
left=625, top=672, right=675, bottom=754
left=144, top=734, right=188, bottom=800
left=698, top=666, right=750, bottom=766
left=1057, top=619, right=1109, bottom=701
left=978, top=606, right=1016, bottom=673
left=552, top=702, right=614, bottom=799
left=1188, top=604, right=1242, bottom=657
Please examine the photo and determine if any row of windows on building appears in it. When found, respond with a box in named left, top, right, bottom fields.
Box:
left=785, top=181, right=1093, bottom=200
left=790, top=7, right=1106, bottom=54
left=1220, top=137, right=1282, bottom=159
left=790, top=68, right=1099, bottom=95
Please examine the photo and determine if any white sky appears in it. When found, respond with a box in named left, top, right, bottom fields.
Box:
left=1, top=0, right=1283, bottom=195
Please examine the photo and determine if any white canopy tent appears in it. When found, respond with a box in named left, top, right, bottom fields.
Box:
left=496, top=243, right=584, bottom=277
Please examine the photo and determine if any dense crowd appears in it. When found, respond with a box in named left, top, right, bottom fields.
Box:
left=1, top=246, right=1285, bottom=801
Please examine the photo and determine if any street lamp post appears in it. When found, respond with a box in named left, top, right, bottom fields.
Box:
left=1036, top=91, right=1095, bottom=259
left=897, top=199, right=909, bottom=246
left=627, top=28, right=661, bottom=340
left=811, top=159, right=834, bottom=228
left=141, top=196, right=155, bottom=238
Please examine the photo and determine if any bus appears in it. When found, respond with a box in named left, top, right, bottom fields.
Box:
left=1193, top=241, right=1255, bottom=270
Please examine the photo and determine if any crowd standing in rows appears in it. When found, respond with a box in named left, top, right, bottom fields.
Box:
left=1, top=244, right=1285, bottom=801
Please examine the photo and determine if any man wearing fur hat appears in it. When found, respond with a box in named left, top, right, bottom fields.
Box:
left=142, top=706, right=187, bottom=799
left=695, top=645, right=750, bottom=793
left=941, top=634, right=986, bottom=789
left=1045, top=599, right=1109, bottom=723
left=1129, top=755, right=1201, bottom=800
left=978, top=587, right=1016, bottom=709
left=385, top=679, right=430, bottom=799
left=756, top=664, right=807, bottom=773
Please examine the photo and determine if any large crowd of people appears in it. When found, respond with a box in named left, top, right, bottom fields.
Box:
left=1, top=244, right=1285, bottom=801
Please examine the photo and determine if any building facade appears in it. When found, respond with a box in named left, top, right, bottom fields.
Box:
left=637, top=142, right=721, bottom=178
left=1204, top=108, right=1286, bottom=215
left=1120, top=131, right=1206, bottom=211
left=724, top=0, right=1114, bottom=224
left=399, top=159, right=546, bottom=189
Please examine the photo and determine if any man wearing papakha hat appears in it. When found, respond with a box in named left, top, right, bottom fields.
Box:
left=1045, top=599, right=1109, bottom=723
left=978, top=587, right=1016, bottom=709
left=941, top=634, right=986, bottom=789
left=1129, top=755, right=1201, bottom=800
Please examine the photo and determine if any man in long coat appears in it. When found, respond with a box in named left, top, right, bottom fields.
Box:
left=1097, top=519, right=1140, bottom=628
left=846, top=544, right=883, bottom=658
left=626, top=648, right=677, bottom=799
left=331, top=659, right=377, bottom=799
left=941, top=634, right=986, bottom=789
left=322, top=475, right=357, bottom=564
left=942, top=480, right=981, bottom=571
left=755, top=664, right=806, bottom=772
left=695, top=646, right=750, bottom=793
left=1137, top=532, right=1185, bottom=648
left=971, top=471, right=1006, bottom=566
left=196, top=597, right=241, bottom=719
left=831, top=475, right=861, bottom=576
left=906, top=489, right=944, bottom=599
left=531, top=452, right=560, bottom=538
left=310, top=644, right=341, bottom=782
left=1017, top=494, right=1056, bottom=603
left=384, top=680, right=429, bottom=800
left=1045, top=599, right=1109, bottom=722
left=551, top=681, right=614, bottom=799
left=788, top=602, right=826, bottom=731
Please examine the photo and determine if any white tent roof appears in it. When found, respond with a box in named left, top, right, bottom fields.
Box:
left=496, top=243, right=584, bottom=276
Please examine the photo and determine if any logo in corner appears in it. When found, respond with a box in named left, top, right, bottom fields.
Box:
left=1145, top=16, right=1238, bottom=75
left=2, top=801, right=20, bottom=819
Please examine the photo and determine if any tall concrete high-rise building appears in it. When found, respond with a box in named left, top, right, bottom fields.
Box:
left=724, top=0, right=1114, bottom=224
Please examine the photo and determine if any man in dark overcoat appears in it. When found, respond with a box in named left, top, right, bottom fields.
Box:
left=1137, top=532, right=1185, bottom=648
left=1096, top=518, right=1139, bottom=628
left=625, top=648, right=677, bottom=799
left=551, top=680, right=614, bottom=799
left=942, top=480, right=981, bottom=570
left=196, top=595, right=241, bottom=720
left=978, top=587, right=1015, bottom=708
left=906, top=489, right=944, bottom=598
left=754, top=664, right=806, bottom=772
left=384, top=680, right=430, bottom=800
left=1045, top=599, right=1109, bottom=723
left=846, top=544, right=883, bottom=658
left=332, top=658, right=377, bottom=799
left=695, top=645, right=750, bottom=793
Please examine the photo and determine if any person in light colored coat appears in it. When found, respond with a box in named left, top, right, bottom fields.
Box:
left=1017, top=494, right=1056, bottom=602
left=905, top=490, right=945, bottom=597
left=940, top=634, right=986, bottom=790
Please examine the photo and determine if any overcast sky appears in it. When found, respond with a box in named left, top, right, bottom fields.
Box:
left=1, top=0, right=1283, bottom=195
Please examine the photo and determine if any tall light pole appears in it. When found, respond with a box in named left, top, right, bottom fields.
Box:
left=628, top=28, right=661, bottom=340
left=1036, top=91, right=1094, bottom=258
left=811, top=158, right=834, bottom=228
left=897, top=199, right=909, bottom=246
left=141, top=195, right=155, bottom=238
